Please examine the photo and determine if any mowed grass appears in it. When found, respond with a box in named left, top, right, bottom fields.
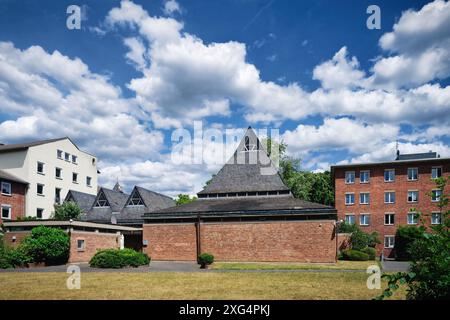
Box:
left=212, top=260, right=379, bottom=271
left=0, top=272, right=405, bottom=300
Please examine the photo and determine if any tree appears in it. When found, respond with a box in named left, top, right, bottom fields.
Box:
left=175, top=194, right=197, bottom=206
left=52, top=201, right=82, bottom=220
left=377, top=177, right=450, bottom=300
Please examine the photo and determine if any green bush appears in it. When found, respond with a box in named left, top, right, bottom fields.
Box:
left=21, top=226, right=70, bottom=265
left=198, top=253, right=214, bottom=268
left=350, top=229, right=380, bottom=251
left=52, top=201, right=82, bottom=220
left=395, top=225, right=425, bottom=261
left=90, top=249, right=150, bottom=269
left=336, top=222, right=358, bottom=233
left=361, top=247, right=376, bottom=260
left=342, top=249, right=370, bottom=261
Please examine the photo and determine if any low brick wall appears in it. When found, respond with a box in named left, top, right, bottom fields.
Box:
left=69, top=231, right=120, bottom=263
left=2, top=231, right=29, bottom=248
left=143, top=220, right=337, bottom=263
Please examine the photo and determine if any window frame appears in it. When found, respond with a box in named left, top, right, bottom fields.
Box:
left=345, top=171, right=355, bottom=184
left=359, top=213, right=371, bottom=226
left=72, top=172, right=78, bottom=184
left=431, top=166, right=442, bottom=179
left=1, top=204, right=12, bottom=220
left=55, top=167, right=62, bottom=179
left=77, top=239, right=85, bottom=251
left=407, top=167, right=418, bottom=181
left=384, top=213, right=395, bottom=226
left=37, top=161, right=45, bottom=175
left=345, top=214, right=356, bottom=225
left=384, top=191, right=396, bottom=204
left=64, top=152, right=70, bottom=162
left=37, top=183, right=45, bottom=196
left=359, top=192, right=370, bottom=205
left=384, top=169, right=395, bottom=182
left=72, top=155, right=78, bottom=164
left=431, top=189, right=442, bottom=202
left=431, top=212, right=442, bottom=225
left=407, top=190, right=419, bottom=203
left=384, top=235, right=395, bottom=249
left=86, top=176, right=92, bottom=187
left=57, top=149, right=63, bottom=159
left=1, top=181, right=12, bottom=196
left=345, top=192, right=355, bottom=205
left=407, top=212, right=418, bottom=225
left=36, top=208, right=44, bottom=219
left=360, top=170, right=370, bottom=184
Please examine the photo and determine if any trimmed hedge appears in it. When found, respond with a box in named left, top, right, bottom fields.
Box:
left=198, top=253, right=214, bottom=268
left=90, top=249, right=150, bottom=269
left=342, top=249, right=370, bottom=261
left=361, top=247, right=376, bottom=260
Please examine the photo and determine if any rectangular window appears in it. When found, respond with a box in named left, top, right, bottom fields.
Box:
left=1, top=182, right=12, bottom=195
left=36, top=208, right=43, bottom=219
left=384, top=213, right=395, bottom=225
left=345, top=171, right=355, bottom=184
left=407, top=168, right=418, bottom=181
left=65, top=152, right=70, bottom=161
left=1, top=205, right=11, bottom=220
left=432, top=189, right=442, bottom=202
left=384, top=236, right=395, bottom=249
left=55, top=188, right=61, bottom=204
left=431, top=167, right=442, bottom=179
left=345, top=193, right=355, bottom=205
left=57, top=149, right=63, bottom=159
left=72, top=155, right=78, bottom=164
left=77, top=239, right=85, bottom=251
left=360, top=192, right=370, bottom=204
left=37, top=162, right=44, bottom=174
left=72, top=173, right=78, bottom=183
left=384, top=191, right=395, bottom=204
left=86, top=176, right=92, bottom=187
left=37, top=184, right=44, bottom=196
left=360, top=170, right=370, bottom=183
left=55, top=167, right=62, bottom=179
left=360, top=214, right=370, bottom=226
left=407, top=212, right=418, bottom=225
left=407, top=190, right=419, bottom=203
left=431, top=212, right=442, bottom=225
left=345, top=214, right=355, bottom=224
left=384, top=169, right=395, bottom=182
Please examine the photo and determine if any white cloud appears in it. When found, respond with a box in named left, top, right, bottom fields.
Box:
left=163, top=0, right=182, bottom=16
left=123, top=37, right=147, bottom=70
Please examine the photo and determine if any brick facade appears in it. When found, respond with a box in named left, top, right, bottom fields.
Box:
left=143, top=220, right=337, bottom=263
left=333, top=159, right=450, bottom=257
left=0, top=179, right=27, bottom=223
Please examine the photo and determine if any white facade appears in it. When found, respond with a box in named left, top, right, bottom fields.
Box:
left=0, top=138, right=98, bottom=219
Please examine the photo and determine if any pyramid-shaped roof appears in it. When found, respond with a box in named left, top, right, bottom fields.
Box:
left=198, top=127, right=290, bottom=195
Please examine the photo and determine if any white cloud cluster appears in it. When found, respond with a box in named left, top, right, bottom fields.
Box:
left=163, top=0, right=182, bottom=16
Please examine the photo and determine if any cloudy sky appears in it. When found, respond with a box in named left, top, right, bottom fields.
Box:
left=0, top=0, right=449, bottom=196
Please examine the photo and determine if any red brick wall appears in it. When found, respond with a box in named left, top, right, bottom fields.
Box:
left=334, top=160, right=450, bottom=257
left=0, top=180, right=26, bottom=223
left=143, top=223, right=197, bottom=261
left=3, top=231, right=29, bottom=248
left=143, top=220, right=337, bottom=263
left=69, top=231, right=120, bottom=263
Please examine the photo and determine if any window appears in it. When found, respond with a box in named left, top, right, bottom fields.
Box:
left=55, top=188, right=61, bottom=204
left=345, top=171, right=355, bottom=184
left=1, top=182, right=11, bottom=195
left=384, top=236, right=395, bottom=249
left=1, top=205, right=11, bottom=220
left=72, top=173, right=78, bottom=183
left=36, top=208, right=43, bottom=219
left=431, top=212, right=442, bottom=225
left=407, top=168, right=418, bottom=181
left=407, top=212, right=418, bottom=225
left=384, top=169, right=395, bottom=182
left=37, top=162, right=44, bottom=174
left=345, top=214, right=355, bottom=224
left=360, top=170, right=370, bottom=183
left=72, top=155, right=78, bottom=164
left=407, top=190, right=419, bottom=203
left=77, top=239, right=85, bottom=251
left=384, top=191, right=395, bottom=204
left=65, top=152, right=70, bottom=161
left=57, top=149, right=63, bottom=159
left=127, top=189, right=144, bottom=206
left=431, top=167, right=442, bottom=179
left=345, top=193, right=355, bottom=205
left=86, top=176, right=92, bottom=187
left=95, top=191, right=109, bottom=207
left=37, top=184, right=44, bottom=196
left=432, top=189, right=442, bottom=202
left=359, top=214, right=370, bottom=226
left=55, top=167, right=62, bottom=179
left=360, top=192, right=370, bottom=205
left=384, top=213, right=395, bottom=225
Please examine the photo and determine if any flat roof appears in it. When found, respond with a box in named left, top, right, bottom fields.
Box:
left=3, top=220, right=142, bottom=232
left=331, top=157, right=450, bottom=169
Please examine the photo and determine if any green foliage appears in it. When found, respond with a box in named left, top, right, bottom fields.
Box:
left=350, top=229, right=380, bottom=251
left=342, top=249, right=369, bottom=261
left=336, top=222, right=358, bottom=233
left=361, top=247, right=376, bottom=260
left=89, top=248, right=150, bottom=269
left=52, top=201, right=82, bottom=220
left=21, top=226, right=70, bottom=265
left=198, top=253, right=214, bottom=268
left=0, top=235, right=32, bottom=269
left=377, top=177, right=450, bottom=300
left=175, top=194, right=197, bottom=206
left=395, top=225, right=425, bottom=261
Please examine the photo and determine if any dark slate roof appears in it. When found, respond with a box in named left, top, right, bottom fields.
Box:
left=0, top=170, right=28, bottom=184
left=100, top=187, right=130, bottom=212
left=147, top=196, right=335, bottom=216
left=0, top=137, right=68, bottom=153
left=198, top=128, right=289, bottom=195
left=83, top=187, right=130, bottom=222
left=64, top=190, right=96, bottom=213
left=396, top=152, right=438, bottom=161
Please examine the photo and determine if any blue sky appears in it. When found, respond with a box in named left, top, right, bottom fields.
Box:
left=0, top=0, right=449, bottom=195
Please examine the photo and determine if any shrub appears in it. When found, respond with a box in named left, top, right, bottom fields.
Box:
left=361, top=247, right=376, bottom=260
left=342, top=249, right=369, bottom=261
left=336, top=222, right=358, bottom=233
left=0, top=237, right=32, bottom=269
left=21, top=226, right=70, bottom=265
left=90, top=249, right=150, bottom=269
left=350, top=229, right=380, bottom=251
left=395, top=225, right=425, bottom=261
left=198, top=253, right=214, bottom=268
left=52, top=201, right=82, bottom=220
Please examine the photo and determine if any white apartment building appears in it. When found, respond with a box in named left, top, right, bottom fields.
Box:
left=0, top=138, right=98, bottom=219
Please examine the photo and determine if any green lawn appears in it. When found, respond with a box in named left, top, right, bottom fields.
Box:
left=0, top=271, right=405, bottom=300
left=212, top=260, right=379, bottom=270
